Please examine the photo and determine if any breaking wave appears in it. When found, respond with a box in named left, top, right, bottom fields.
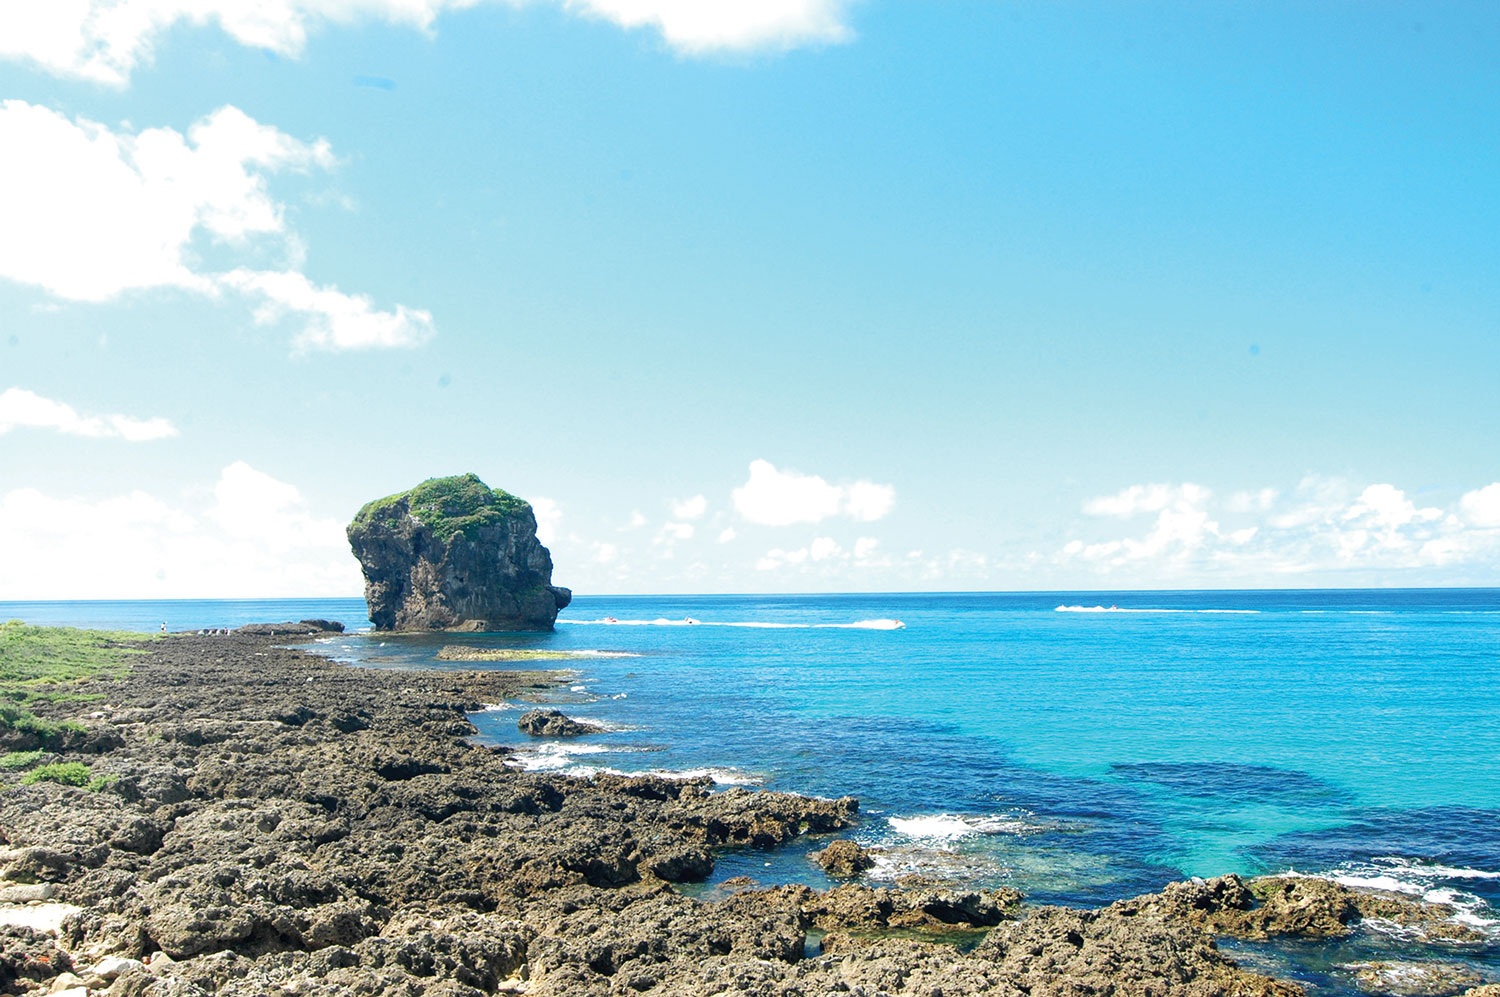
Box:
left=560, top=617, right=905, bottom=630
left=1055, top=605, right=1259, bottom=614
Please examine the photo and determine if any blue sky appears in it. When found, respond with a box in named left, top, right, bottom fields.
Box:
left=1, top=0, right=1497, bottom=598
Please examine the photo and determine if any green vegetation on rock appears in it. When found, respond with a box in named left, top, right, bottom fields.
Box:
left=20, top=761, right=91, bottom=787
left=351, top=473, right=532, bottom=543
left=0, top=621, right=146, bottom=743
left=0, top=749, right=44, bottom=770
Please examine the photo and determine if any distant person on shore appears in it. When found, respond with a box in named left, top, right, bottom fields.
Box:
left=160, top=622, right=167, bottom=633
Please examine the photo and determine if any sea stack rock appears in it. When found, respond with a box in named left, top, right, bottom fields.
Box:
left=347, top=473, right=571, bottom=632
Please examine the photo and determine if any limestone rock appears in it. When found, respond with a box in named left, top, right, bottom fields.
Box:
left=348, top=474, right=571, bottom=632
left=809, top=839, right=875, bottom=877
left=517, top=710, right=604, bottom=737
left=233, top=620, right=344, bottom=636
left=1345, top=961, right=1488, bottom=996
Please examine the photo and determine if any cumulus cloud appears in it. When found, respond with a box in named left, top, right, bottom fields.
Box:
left=0, top=0, right=854, bottom=86
left=221, top=269, right=435, bottom=352
left=1060, top=477, right=1500, bottom=579
left=732, top=459, right=895, bottom=526
left=0, top=387, right=177, bottom=441
left=753, top=534, right=891, bottom=573
left=564, top=0, right=852, bottom=55
left=529, top=496, right=562, bottom=544
left=1461, top=483, right=1500, bottom=528
left=0, top=464, right=359, bottom=599
left=670, top=494, right=707, bottom=520
left=717, top=527, right=737, bottom=544
left=0, top=100, right=430, bottom=352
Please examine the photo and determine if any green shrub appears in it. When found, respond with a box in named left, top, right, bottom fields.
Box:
left=352, top=474, right=532, bottom=542
left=21, top=761, right=91, bottom=787
left=0, top=749, right=43, bottom=770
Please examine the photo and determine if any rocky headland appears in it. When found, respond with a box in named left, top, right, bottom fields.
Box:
left=2, top=628, right=1495, bottom=997
left=347, top=474, right=571, bottom=632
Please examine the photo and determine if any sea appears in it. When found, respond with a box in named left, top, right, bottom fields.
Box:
left=6, top=589, right=1499, bottom=992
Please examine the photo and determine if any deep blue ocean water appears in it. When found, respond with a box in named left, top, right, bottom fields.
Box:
left=8, top=590, right=1499, bottom=991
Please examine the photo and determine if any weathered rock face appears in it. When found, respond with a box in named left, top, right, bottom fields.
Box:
left=517, top=710, right=604, bottom=738
left=347, top=474, right=571, bottom=632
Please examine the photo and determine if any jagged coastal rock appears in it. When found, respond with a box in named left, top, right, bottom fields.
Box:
left=809, top=839, right=876, bottom=877
left=347, top=473, right=571, bottom=632
left=517, top=709, right=605, bottom=737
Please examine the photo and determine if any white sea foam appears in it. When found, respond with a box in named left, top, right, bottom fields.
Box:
left=646, top=766, right=764, bottom=786
left=1285, top=858, right=1500, bottom=939
left=1054, top=605, right=1259, bottom=614
left=559, top=617, right=904, bottom=630
left=507, top=742, right=615, bottom=771
left=1379, top=858, right=1500, bottom=880
left=1331, top=874, right=1423, bottom=895
left=888, top=814, right=979, bottom=840
left=886, top=811, right=1059, bottom=841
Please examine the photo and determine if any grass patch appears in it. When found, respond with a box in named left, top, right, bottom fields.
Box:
left=0, top=750, right=44, bottom=770
left=0, top=621, right=148, bottom=743
left=21, top=761, right=91, bottom=787
left=351, top=473, right=532, bottom=543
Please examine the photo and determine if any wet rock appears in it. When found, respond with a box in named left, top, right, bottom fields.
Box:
left=799, top=882, right=1023, bottom=930
left=1138, top=874, right=1488, bottom=943
left=516, top=710, right=603, bottom=737
left=972, top=903, right=1304, bottom=997
left=233, top=621, right=344, bottom=636
left=1344, top=960, right=1488, bottom=996
left=810, top=839, right=875, bottom=877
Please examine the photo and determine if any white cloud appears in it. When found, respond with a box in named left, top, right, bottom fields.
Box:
left=1343, top=483, right=1441, bottom=530
left=1227, top=488, right=1278, bottom=513
left=593, top=541, right=617, bottom=564
left=1084, top=482, right=1209, bottom=518
left=717, top=527, right=737, bottom=543
left=1060, top=477, right=1500, bottom=580
left=843, top=479, right=895, bottom=521
left=0, top=0, right=853, bottom=86
left=1460, top=483, right=1500, bottom=528
left=670, top=494, right=707, bottom=520
left=809, top=536, right=841, bottom=561
left=0, top=464, right=359, bottom=599
left=221, top=269, right=434, bottom=352
left=732, top=459, right=895, bottom=526
left=529, top=496, right=562, bottom=544
left=565, top=0, right=852, bottom=55
left=654, top=521, right=694, bottom=544
left=0, top=100, right=430, bottom=352
left=752, top=534, right=890, bottom=573
left=0, top=387, right=177, bottom=441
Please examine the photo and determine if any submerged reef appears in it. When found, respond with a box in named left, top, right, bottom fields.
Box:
left=347, top=473, right=571, bottom=632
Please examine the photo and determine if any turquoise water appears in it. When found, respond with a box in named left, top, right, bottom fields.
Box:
left=9, top=590, right=1500, bottom=989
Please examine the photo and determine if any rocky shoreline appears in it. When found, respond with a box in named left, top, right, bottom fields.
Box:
left=2, top=630, right=1496, bottom=996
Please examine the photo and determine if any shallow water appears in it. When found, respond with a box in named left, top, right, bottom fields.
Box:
left=11, top=589, right=1500, bottom=991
